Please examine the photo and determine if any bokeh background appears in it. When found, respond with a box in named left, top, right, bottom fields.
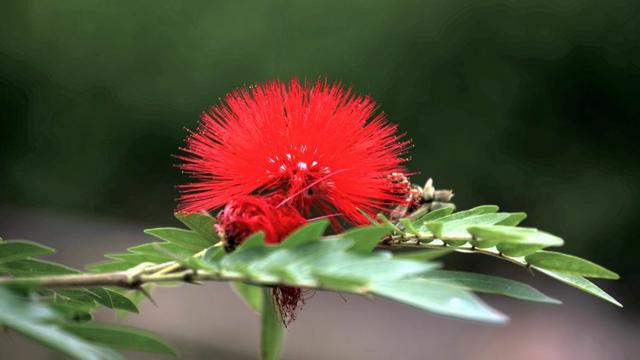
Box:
left=0, top=1, right=638, bottom=359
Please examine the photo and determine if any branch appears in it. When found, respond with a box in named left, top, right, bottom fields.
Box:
left=0, top=232, right=531, bottom=290
left=0, top=267, right=368, bottom=294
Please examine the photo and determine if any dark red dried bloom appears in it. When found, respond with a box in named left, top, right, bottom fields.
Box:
left=272, top=287, right=305, bottom=326
left=178, top=79, right=410, bottom=225
left=216, top=195, right=307, bottom=324
left=216, top=195, right=305, bottom=251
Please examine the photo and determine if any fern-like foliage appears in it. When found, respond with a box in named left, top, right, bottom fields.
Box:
left=0, top=242, right=176, bottom=359
left=0, top=206, right=621, bottom=360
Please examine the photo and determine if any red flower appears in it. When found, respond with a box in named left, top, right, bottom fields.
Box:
left=178, top=79, right=410, bottom=224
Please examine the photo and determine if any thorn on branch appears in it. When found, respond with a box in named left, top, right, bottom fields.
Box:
left=136, top=285, right=157, bottom=306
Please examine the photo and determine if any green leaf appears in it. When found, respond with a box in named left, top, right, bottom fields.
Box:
left=104, top=289, right=139, bottom=313
left=315, top=254, right=438, bottom=282
left=496, top=212, right=527, bottom=226
left=371, top=278, right=507, bottom=324
left=376, top=213, right=401, bottom=232
left=526, top=251, right=619, bottom=279
left=468, top=226, right=563, bottom=246
left=231, top=282, right=264, bottom=313
left=115, top=285, right=154, bottom=319
left=61, top=323, right=177, bottom=356
left=421, top=270, right=560, bottom=304
left=399, top=218, right=420, bottom=235
left=56, top=289, right=98, bottom=306
left=106, top=253, right=168, bottom=265
left=427, top=213, right=511, bottom=238
left=281, top=219, right=329, bottom=247
left=495, top=243, right=545, bottom=257
left=432, top=205, right=499, bottom=224
left=50, top=302, right=94, bottom=323
left=0, top=287, right=124, bottom=360
left=534, top=267, right=622, bottom=307
left=85, top=288, right=114, bottom=308
left=175, top=212, right=219, bottom=244
left=0, top=259, right=80, bottom=276
left=413, top=206, right=455, bottom=227
left=342, top=225, right=391, bottom=253
left=236, top=232, right=266, bottom=250
left=314, top=272, right=368, bottom=292
left=143, top=228, right=211, bottom=251
left=86, top=260, right=133, bottom=273
left=0, top=240, right=55, bottom=263
left=203, top=246, right=225, bottom=263
left=128, top=242, right=194, bottom=258
left=56, top=288, right=138, bottom=314
left=260, top=287, right=284, bottom=360
left=393, top=249, right=453, bottom=261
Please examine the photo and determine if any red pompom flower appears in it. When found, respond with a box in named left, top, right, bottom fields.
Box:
left=178, top=79, right=410, bottom=224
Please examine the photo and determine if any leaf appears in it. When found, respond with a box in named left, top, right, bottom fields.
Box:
left=0, top=259, right=80, bottom=276
left=315, top=256, right=437, bottom=284
left=281, top=219, right=329, bottom=247
left=143, top=228, right=211, bottom=252
left=128, top=242, right=194, bottom=258
left=534, top=267, right=622, bottom=307
left=495, top=243, right=546, bottom=257
left=106, top=253, right=168, bottom=265
left=431, top=205, right=499, bottom=224
left=116, top=285, right=154, bottom=319
left=85, top=288, right=114, bottom=308
left=231, top=282, right=264, bottom=313
left=86, top=260, right=134, bottom=273
left=421, top=270, right=560, bottom=304
left=0, top=240, right=55, bottom=263
left=0, top=287, right=124, bottom=360
left=376, top=213, right=400, bottom=232
left=104, top=289, right=139, bottom=313
left=314, top=272, right=368, bottom=292
left=399, top=218, right=420, bottom=235
left=393, top=249, right=453, bottom=261
left=56, top=289, right=98, bottom=306
left=496, top=212, right=527, bottom=226
left=175, top=212, right=219, bottom=244
left=53, top=289, right=97, bottom=312
left=468, top=225, right=564, bottom=248
left=427, top=213, right=511, bottom=238
left=50, top=302, right=94, bottom=323
left=413, top=206, right=455, bottom=227
left=371, top=278, right=508, bottom=324
left=260, top=287, right=284, bottom=360
left=237, top=232, right=266, bottom=250
left=342, top=225, right=391, bottom=253
left=526, top=251, right=619, bottom=279
left=61, top=323, right=177, bottom=356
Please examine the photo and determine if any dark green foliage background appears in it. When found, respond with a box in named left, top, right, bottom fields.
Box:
left=0, top=0, right=638, bottom=290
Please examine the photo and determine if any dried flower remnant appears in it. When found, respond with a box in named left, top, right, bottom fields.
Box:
left=216, top=196, right=305, bottom=251
left=216, top=195, right=307, bottom=324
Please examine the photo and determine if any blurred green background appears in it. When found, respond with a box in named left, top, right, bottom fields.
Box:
left=0, top=0, right=637, bottom=302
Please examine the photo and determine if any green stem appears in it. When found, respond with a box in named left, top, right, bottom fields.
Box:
left=381, top=233, right=528, bottom=268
